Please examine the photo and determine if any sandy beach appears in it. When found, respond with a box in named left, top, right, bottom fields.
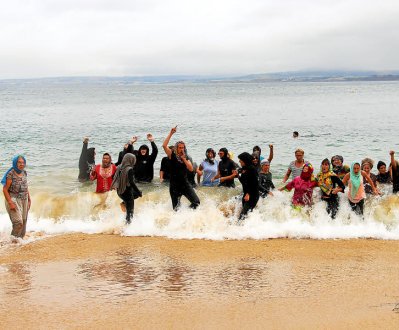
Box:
left=0, top=235, right=398, bottom=329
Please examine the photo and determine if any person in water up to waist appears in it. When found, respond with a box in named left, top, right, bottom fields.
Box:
left=78, top=137, right=95, bottom=182
left=134, top=133, right=158, bottom=183
left=283, top=148, right=306, bottom=183
left=342, top=162, right=378, bottom=217
left=211, top=148, right=238, bottom=188
left=162, top=126, right=200, bottom=210
left=90, top=153, right=117, bottom=193
left=317, top=158, right=345, bottom=219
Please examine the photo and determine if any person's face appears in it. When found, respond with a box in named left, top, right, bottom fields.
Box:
left=333, top=158, right=342, bottom=167
left=321, top=162, right=330, bottom=173
left=353, top=163, right=361, bottom=174
left=303, top=166, right=309, bottom=173
left=102, top=155, right=111, bottom=166
left=295, top=152, right=304, bottom=161
left=378, top=165, right=387, bottom=174
left=253, top=157, right=259, bottom=165
left=207, top=151, right=214, bottom=159
left=17, top=157, right=25, bottom=170
left=362, top=163, right=371, bottom=173
left=261, top=164, right=270, bottom=172
left=218, top=151, right=225, bottom=159
left=140, top=149, right=147, bottom=156
left=177, top=143, right=185, bottom=155
left=239, top=159, right=245, bottom=167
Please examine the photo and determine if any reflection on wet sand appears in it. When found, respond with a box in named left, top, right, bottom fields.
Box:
left=0, top=263, right=32, bottom=296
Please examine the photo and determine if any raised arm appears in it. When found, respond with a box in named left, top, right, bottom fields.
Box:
left=267, top=144, right=274, bottom=162
left=147, top=134, right=158, bottom=162
left=163, top=127, right=177, bottom=159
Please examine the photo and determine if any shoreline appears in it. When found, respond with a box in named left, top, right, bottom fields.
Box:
left=0, top=234, right=398, bottom=329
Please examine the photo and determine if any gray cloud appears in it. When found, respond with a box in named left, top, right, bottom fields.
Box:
left=0, top=0, right=398, bottom=78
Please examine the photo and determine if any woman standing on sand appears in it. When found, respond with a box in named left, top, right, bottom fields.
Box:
left=2, top=155, right=31, bottom=239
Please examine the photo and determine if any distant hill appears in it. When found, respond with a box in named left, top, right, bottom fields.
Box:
left=1, top=71, right=399, bottom=84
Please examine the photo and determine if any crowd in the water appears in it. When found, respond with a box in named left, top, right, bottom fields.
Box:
left=2, top=127, right=399, bottom=240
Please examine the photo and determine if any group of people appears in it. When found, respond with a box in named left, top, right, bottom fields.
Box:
left=2, top=128, right=398, bottom=240
left=77, top=127, right=399, bottom=224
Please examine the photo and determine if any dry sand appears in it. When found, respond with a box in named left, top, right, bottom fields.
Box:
left=0, top=234, right=398, bottom=329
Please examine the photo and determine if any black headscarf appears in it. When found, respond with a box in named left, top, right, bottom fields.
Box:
left=219, top=148, right=229, bottom=162
left=238, top=152, right=254, bottom=169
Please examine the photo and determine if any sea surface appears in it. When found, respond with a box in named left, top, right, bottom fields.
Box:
left=1, top=80, right=399, bottom=242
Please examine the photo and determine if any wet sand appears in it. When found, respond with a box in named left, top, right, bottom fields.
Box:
left=0, top=234, right=398, bottom=329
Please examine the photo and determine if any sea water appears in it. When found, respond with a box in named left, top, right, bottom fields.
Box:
left=0, top=80, right=399, bottom=241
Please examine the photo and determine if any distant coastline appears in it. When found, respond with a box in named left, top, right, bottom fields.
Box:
left=1, top=70, right=399, bottom=84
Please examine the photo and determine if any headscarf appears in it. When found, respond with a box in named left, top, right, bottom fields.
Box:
left=238, top=152, right=254, bottom=169
left=137, top=145, right=149, bottom=161
left=111, top=153, right=136, bottom=195
left=253, top=146, right=261, bottom=156
left=174, top=141, right=188, bottom=163
left=350, top=162, right=362, bottom=199
left=1, top=155, right=26, bottom=186
left=204, top=148, right=216, bottom=165
left=219, top=148, right=229, bottom=162
left=317, top=159, right=336, bottom=195
left=102, top=153, right=112, bottom=168
left=300, top=162, right=314, bottom=181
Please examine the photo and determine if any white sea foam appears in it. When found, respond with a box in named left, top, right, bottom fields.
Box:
left=1, top=191, right=398, bottom=244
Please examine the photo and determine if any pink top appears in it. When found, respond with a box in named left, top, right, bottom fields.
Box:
left=285, top=177, right=318, bottom=206
left=348, top=177, right=366, bottom=203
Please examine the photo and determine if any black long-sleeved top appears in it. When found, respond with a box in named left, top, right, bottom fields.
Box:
left=134, top=141, right=158, bottom=183
left=78, top=142, right=95, bottom=182
left=239, top=166, right=259, bottom=200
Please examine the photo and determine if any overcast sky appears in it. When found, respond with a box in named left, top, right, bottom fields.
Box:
left=1, top=0, right=398, bottom=79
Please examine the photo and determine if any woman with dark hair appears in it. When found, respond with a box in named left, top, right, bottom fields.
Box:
left=162, top=126, right=200, bottom=210
left=375, top=161, right=392, bottom=185
left=237, top=152, right=259, bottom=221
left=197, top=148, right=219, bottom=187
left=2, top=155, right=31, bottom=239
left=317, top=158, right=345, bottom=219
left=78, top=137, right=96, bottom=182
left=211, top=147, right=238, bottom=188
left=134, top=134, right=158, bottom=183
left=111, top=153, right=142, bottom=224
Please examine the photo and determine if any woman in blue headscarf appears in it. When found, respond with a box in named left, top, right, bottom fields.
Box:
left=2, top=155, right=31, bottom=239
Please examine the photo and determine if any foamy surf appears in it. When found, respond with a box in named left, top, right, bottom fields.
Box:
left=1, top=190, right=399, bottom=243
